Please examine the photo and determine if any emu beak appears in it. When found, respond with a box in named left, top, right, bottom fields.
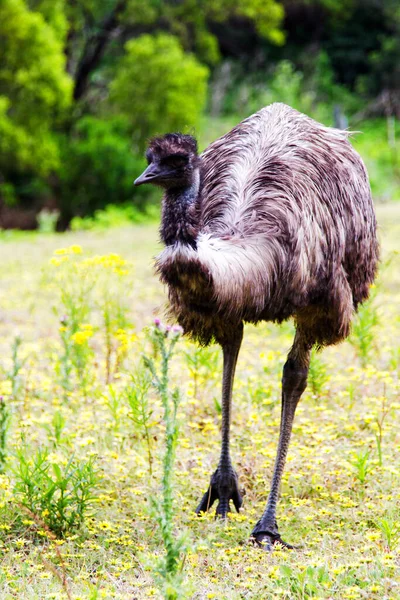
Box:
left=134, top=163, right=160, bottom=186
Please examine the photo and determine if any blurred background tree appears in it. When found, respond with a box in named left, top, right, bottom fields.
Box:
left=0, top=0, right=72, bottom=207
left=109, top=34, right=209, bottom=151
left=0, top=0, right=398, bottom=229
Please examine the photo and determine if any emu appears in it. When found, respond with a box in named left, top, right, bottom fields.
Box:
left=135, top=103, right=379, bottom=549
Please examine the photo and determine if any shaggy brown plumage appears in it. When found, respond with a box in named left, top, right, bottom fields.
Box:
left=135, top=103, right=379, bottom=549
left=156, top=104, right=378, bottom=347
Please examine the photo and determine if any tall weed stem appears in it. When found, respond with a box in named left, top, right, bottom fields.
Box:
left=143, top=322, right=187, bottom=600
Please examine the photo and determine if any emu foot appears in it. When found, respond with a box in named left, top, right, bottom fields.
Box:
left=195, top=466, right=243, bottom=518
left=250, top=521, right=295, bottom=552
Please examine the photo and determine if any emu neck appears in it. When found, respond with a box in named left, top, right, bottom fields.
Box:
left=161, top=170, right=200, bottom=247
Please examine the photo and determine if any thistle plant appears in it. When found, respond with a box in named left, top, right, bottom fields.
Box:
left=143, top=321, right=187, bottom=600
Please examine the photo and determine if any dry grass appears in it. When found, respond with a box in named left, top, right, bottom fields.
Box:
left=0, top=203, right=399, bottom=599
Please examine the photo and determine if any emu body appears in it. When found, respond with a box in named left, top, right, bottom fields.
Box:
left=135, top=103, right=379, bottom=548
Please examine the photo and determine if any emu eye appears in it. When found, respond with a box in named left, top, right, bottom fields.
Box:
left=162, top=155, right=188, bottom=169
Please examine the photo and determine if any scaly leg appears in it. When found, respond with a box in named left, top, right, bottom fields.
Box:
left=251, top=330, right=312, bottom=549
left=196, top=325, right=243, bottom=517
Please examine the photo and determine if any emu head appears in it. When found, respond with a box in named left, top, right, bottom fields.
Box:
left=134, top=133, right=199, bottom=189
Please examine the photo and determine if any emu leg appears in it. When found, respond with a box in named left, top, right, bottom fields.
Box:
left=196, top=325, right=243, bottom=518
left=251, top=335, right=311, bottom=550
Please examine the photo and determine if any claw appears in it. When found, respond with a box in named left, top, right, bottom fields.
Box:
left=195, top=467, right=243, bottom=518
left=250, top=531, right=295, bottom=551
left=196, top=485, right=218, bottom=514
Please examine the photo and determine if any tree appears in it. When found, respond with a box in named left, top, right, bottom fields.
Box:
left=364, top=0, right=400, bottom=118
left=0, top=0, right=72, bottom=179
left=39, top=0, right=284, bottom=103
left=109, top=34, right=209, bottom=151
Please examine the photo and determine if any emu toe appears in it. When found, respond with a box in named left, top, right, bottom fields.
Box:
left=250, top=531, right=295, bottom=551
left=250, top=519, right=295, bottom=551
left=195, top=467, right=243, bottom=518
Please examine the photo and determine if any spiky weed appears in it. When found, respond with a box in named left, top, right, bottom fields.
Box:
left=143, top=322, right=188, bottom=600
left=12, top=445, right=100, bottom=537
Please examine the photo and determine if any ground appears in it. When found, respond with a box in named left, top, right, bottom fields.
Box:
left=0, top=204, right=399, bottom=599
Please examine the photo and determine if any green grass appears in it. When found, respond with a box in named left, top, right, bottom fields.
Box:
left=0, top=204, right=399, bottom=599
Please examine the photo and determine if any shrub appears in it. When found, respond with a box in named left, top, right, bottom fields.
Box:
left=70, top=203, right=159, bottom=231
left=58, top=116, right=153, bottom=224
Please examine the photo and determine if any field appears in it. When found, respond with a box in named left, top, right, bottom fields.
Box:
left=0, top=204, right=399, bottom=600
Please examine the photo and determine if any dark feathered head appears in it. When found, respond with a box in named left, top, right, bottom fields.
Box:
left=134, top=133, right=199, bottom=189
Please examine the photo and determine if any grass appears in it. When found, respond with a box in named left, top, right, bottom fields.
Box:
left=0, top=203, right=399, bottom=599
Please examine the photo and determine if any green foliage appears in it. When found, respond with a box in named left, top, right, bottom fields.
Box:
left=27, top=0, right=68, bottom=39
left=225, top=61, right=309, bottom=117
left=70, top=203, right=159, bottom=232
left=349, top=286, right=379, bottom=367
left=357, top=0, right=400, bottom=107
left=58, top=117, right=150, bottom=221
left=1, top=0, right=399, bottom=223
left=12, top=445, right=100, bottom=537
left=109, top=34, right=209, bottom=151
left=47, top=246, right=134, bottom=391
left=352, top=120, right=400, bottom=202
left=46, top=249, right=94, bottom=394
left=43, top=411, right=68, bottom=448
left=374, top=394, right=392, bottom=467
left=143, top=323, right=188, bottom=600
left=265, top=61, right=314, bottom=114
left=122, top=0, right=284, bottom=65
left=308, top=349, right=329, bottom=399
left=184, top=345, right=220, bottom=401
left=0, top=0, right=72, bottom=177
left=234, top=0, right=284, bottom=44
left=125, top=370, right=153, bottom=474
left=351, top=449, right=370, bottom=485
left=37, top=208, right=59, bottom=233
left=278, top=564, right=330, bottom=598
left=8, top=335, right=26, bottom=401
left=375, top=515, right=400, bottom=551
left=230, top=53, right=361, bottom=126
left=0, top=397, right=10, bottom=473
